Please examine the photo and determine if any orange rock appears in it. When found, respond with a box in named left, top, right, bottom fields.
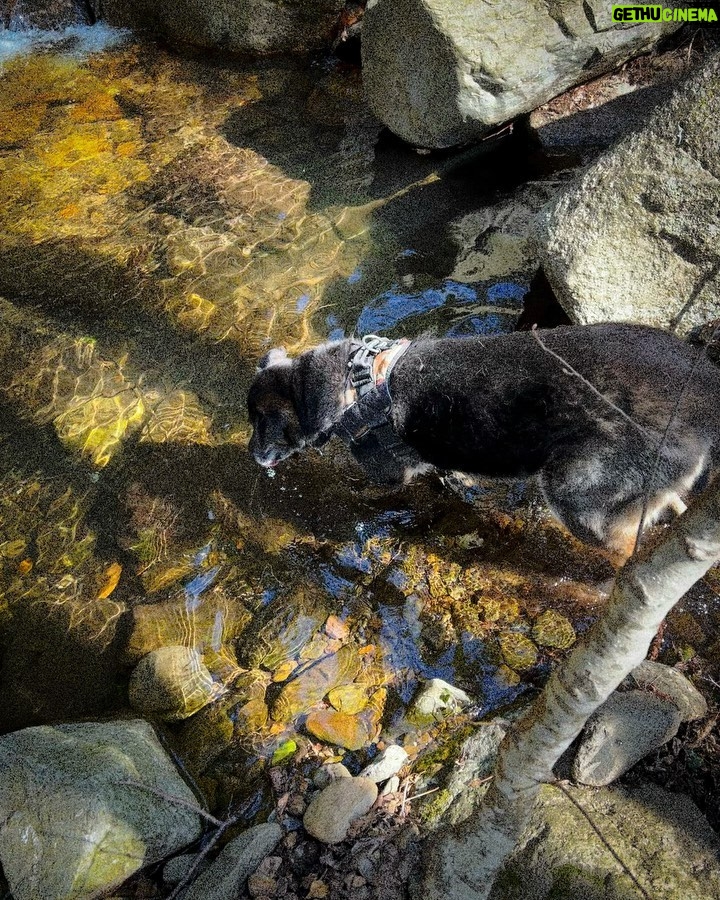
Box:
left=305, top=709, right=370, bottom=751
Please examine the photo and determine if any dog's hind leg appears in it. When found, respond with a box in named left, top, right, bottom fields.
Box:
left=537, top=438, right=683, bottom=565
left=540, top=442, right=701, bottom=566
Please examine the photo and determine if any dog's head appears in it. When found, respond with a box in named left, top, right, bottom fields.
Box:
left=247, top=348, right=306, bottom=468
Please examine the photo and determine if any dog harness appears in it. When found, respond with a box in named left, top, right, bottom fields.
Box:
left=329, top=335, right=424, bottom=483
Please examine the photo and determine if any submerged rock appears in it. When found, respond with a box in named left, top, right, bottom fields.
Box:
left=498, top=632, right=539, bottom=670
left=305, top=708, right=370, bottom=751
left=129, top=645, right=221, bottom=721
left=572, top=690, right=682, bottom=786
left=407, top=678, right=474, bottom=726
left=535, top=53, right=720, bottom=334
left=237, top=587, right=329, bottom=671
left=181, top=823, right=283, bottom=900
left=303, top=777, right=378, bottom=844
left=0, top=720, right=202, bottom=900
left=532, top=610, right=576, bottom=650
left=362, top=0, right=680, bottom=148
left=127, top=594, right=251, bottom=661
left=327, top=683, right=368, bottom=714
left=271, top=645, right=362, bottom=722
left=9, top=335, right=146, bottom=467
left=96, top=0, right=345, bottom=55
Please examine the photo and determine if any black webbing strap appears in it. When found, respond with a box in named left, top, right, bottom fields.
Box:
left=334, top=380, right=423, bottom=484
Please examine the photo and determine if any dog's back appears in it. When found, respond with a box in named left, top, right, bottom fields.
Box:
left=389, top=324, right=720, bottom=555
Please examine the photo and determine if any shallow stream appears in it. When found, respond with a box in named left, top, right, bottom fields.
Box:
left=0, top=24, right=661, bottom=821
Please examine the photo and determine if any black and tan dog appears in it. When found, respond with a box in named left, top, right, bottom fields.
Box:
left=247, top=324, right=720, bottom=559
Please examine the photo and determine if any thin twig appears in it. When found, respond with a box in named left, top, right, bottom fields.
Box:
left=633, top=327, right=719, bottom=554
left=165, top=820, right=228, bottom=900
left=554, top=782, right=653, bottom=900
left=114, top=779, right=224, bottom=827
left=399, top=776, right=412, bottom=818
left=530, top=327, right=653, bottom=441
left=406, top=786, right=441, bottom=803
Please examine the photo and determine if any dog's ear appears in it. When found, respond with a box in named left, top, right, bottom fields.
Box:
left=257, top=347, right=289, bottom=371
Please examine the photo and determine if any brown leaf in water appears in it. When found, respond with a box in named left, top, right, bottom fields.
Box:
left=97, top=561, right=122, bottom=598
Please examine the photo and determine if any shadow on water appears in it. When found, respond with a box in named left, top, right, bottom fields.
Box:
left=0, top=240, right=257, bottom=403
left=0, top=31, right=621, bottom=808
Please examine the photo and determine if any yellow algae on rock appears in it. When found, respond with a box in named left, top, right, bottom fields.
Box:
left=327, top=684, right=368, bottom=715
left=0, top=102, right=47, bottom=147
left=305, top=709, right=370, bottom=751
left=532, top=609, right=577, bottom=650
left=475, top=596, right=522, bottom=624
left=68, top=90, right=124, bottom=124
left=272, top=660, right=298, bottom=683
left=499, top=632, right=539, bottom=670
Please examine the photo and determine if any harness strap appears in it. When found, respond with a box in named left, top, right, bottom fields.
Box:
left=347, top=335, right=410, bottom=399
left=330, top=336, right=422, bottom=483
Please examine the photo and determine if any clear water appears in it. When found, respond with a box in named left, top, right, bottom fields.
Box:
left=0, top=25, right=609, bottom=812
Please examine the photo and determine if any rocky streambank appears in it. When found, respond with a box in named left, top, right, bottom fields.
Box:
left=1, top=6, right=720, bottom=900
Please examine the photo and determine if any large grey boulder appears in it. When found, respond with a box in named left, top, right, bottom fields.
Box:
left=489, top=783, right=720, bottom=900
left=362, top=0, right=681, bottom=148
left=93, top=0, right=345, bottom=55
left=535, top=52, right=720, bottom=333
left=572, top=690, right=682, bottom=786
left=0, top=720, right=202, bottom=900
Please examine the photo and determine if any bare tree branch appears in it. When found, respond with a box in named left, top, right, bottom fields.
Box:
left=423, top=476, right=720, bottom=900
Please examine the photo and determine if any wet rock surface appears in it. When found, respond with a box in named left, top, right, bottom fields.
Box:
left=0, top=720, right=202, bottom=900
left=4, top=0, right=91, bottom=30
left=93, top=0, right=345, bottom=55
